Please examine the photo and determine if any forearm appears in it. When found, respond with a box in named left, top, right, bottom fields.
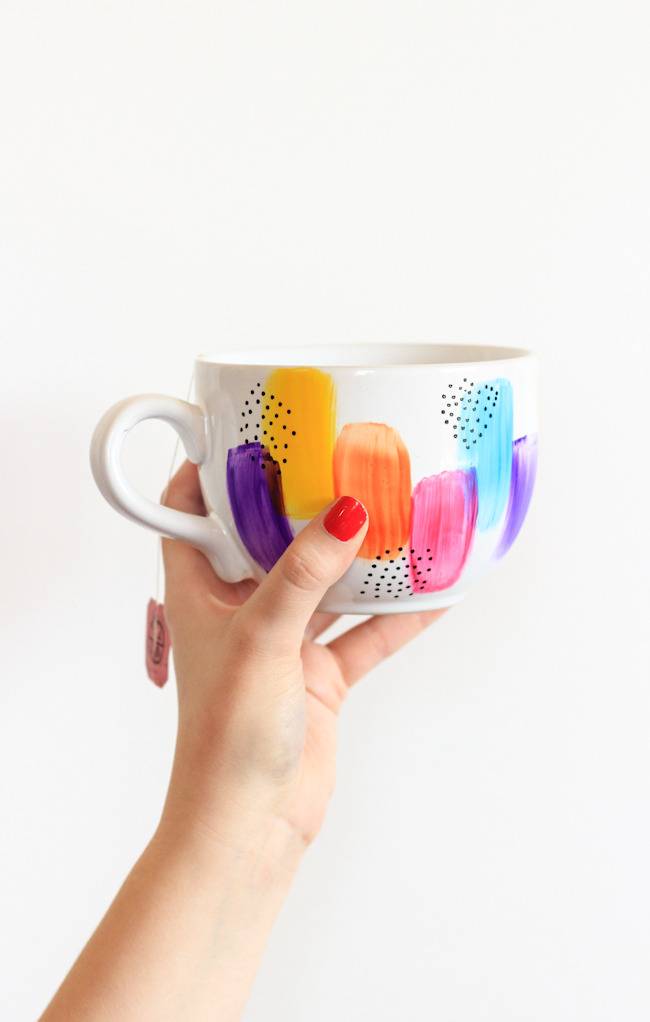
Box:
left=40, top=808, right=304, bottom=1022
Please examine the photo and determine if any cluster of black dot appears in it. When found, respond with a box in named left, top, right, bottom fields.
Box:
left=409, top=547, right=438, bottom=592
left=360, top=549, right=413, bottom=599
left=440, top=379, right=500, bottom=453
left=244, top=445, right=281, bottom=478
left=359, top=547, right=440, bottom=599
left=239, top=382, right=297, bottom=467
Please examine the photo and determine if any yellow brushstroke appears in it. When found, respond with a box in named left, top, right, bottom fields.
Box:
left=333, top=422, right=411, bottom=558
left=263, top=367, right=336, bottom=518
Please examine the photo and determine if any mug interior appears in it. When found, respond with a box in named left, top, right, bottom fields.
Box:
left=196, top=343, right=531, bottom=368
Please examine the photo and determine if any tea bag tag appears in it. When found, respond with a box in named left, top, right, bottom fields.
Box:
left=144, top=369, right=194, bottom=687
left=146, top=599, right=170, bottom=687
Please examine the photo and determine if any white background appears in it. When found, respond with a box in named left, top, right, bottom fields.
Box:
left=1, top=2, right=649, bottom=1019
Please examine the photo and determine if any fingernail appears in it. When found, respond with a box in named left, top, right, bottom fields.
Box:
left=323, top=496, right=367, bottom=541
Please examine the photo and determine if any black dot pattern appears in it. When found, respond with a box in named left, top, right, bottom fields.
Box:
left=408, top=545, right=437, bottom=593
left=441, top=379, right=500, bottom=452
left=359, top=547, right=418, bottom=599
left=244, top=442, right=282, bottom=481
left=358, top=545, right=447, bottom=599
left=239, top=382, right=297, bottom=461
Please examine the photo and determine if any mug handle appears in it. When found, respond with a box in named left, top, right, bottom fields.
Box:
left=89, top=394, right=249, bottom=582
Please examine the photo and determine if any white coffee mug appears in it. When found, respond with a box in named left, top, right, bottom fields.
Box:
left=90, top=343, right=538, bottom=613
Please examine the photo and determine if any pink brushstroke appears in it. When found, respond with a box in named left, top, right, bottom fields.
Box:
left=409, top=469, right=478, bottom=592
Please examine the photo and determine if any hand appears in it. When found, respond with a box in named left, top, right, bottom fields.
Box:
left=41, top=460, right=446, bottom=1022
left=160, top=460, right=445, bottom=851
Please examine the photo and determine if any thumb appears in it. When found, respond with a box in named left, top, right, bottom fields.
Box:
left=238, top=496, right=368, bottom=653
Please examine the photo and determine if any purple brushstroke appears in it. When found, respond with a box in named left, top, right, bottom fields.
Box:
left=495, top=434, right=538, bottom=559
left=227, top=443, right=294, bottom=572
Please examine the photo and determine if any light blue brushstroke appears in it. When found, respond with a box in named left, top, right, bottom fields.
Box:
left=457, top=377, right=513, bottom=531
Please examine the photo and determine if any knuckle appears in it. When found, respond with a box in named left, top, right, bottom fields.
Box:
left=280, top=548, right=327, bottom=594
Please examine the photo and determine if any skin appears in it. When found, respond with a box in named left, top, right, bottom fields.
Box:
left=41, top=461, right=444, bottom=1021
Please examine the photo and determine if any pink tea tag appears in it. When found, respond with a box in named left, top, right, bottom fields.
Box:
left=146, top=599, right=170, bottom=687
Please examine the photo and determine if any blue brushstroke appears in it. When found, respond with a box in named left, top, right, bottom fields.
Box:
left=457, top=377, right=513, bottom=531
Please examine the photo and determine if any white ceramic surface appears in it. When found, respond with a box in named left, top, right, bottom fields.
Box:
left=90, top=344, right=538, bottom=613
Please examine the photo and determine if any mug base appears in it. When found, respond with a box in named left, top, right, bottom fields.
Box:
left=317, top=591, right=466, bottom=616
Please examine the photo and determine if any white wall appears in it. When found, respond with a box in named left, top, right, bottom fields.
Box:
left=1, top=2, right=649, bottom=1019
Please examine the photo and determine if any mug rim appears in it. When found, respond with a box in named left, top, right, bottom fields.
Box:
left=195, top=342, right=535, bottom=370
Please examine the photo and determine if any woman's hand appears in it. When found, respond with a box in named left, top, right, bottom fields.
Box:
left=161, top=460, right=444, bottom=851
left=41, top=460, right=445, bottom=1022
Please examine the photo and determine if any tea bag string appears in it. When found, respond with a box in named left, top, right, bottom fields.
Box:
left=154, top=369, right=196, bottom=607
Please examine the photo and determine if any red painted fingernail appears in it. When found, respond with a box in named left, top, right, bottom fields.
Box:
left=323, top=496, right=367, bottom=541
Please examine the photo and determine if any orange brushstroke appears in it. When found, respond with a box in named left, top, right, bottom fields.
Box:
left=333, top=423, right=411, bottom=558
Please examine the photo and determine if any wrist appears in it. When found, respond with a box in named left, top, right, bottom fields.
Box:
left=161, top=729, right=309, bottom=876
left=154, top=794, right=306, bottom=891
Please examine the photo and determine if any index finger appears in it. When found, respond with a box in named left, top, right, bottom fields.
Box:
left=161, top=460, right=256, bottom=610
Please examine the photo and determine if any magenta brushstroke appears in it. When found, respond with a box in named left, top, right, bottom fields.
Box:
left=495, top=434, right=538, bottom=558
left=409, top=468, right=478, bottom=592
left=227, top=443, right=294, bottom=572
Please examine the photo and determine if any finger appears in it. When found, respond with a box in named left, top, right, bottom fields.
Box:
left=161, top=461, right=253, bottom=609
left=161, top=458, right=207, bottom=514
left=238, top=496, right=368, bottom=654
left=161, top=461, right=212, bottom=591
left=305, top=612, right=341, bottom=642
left=327, top=608, right=447, bottom=687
